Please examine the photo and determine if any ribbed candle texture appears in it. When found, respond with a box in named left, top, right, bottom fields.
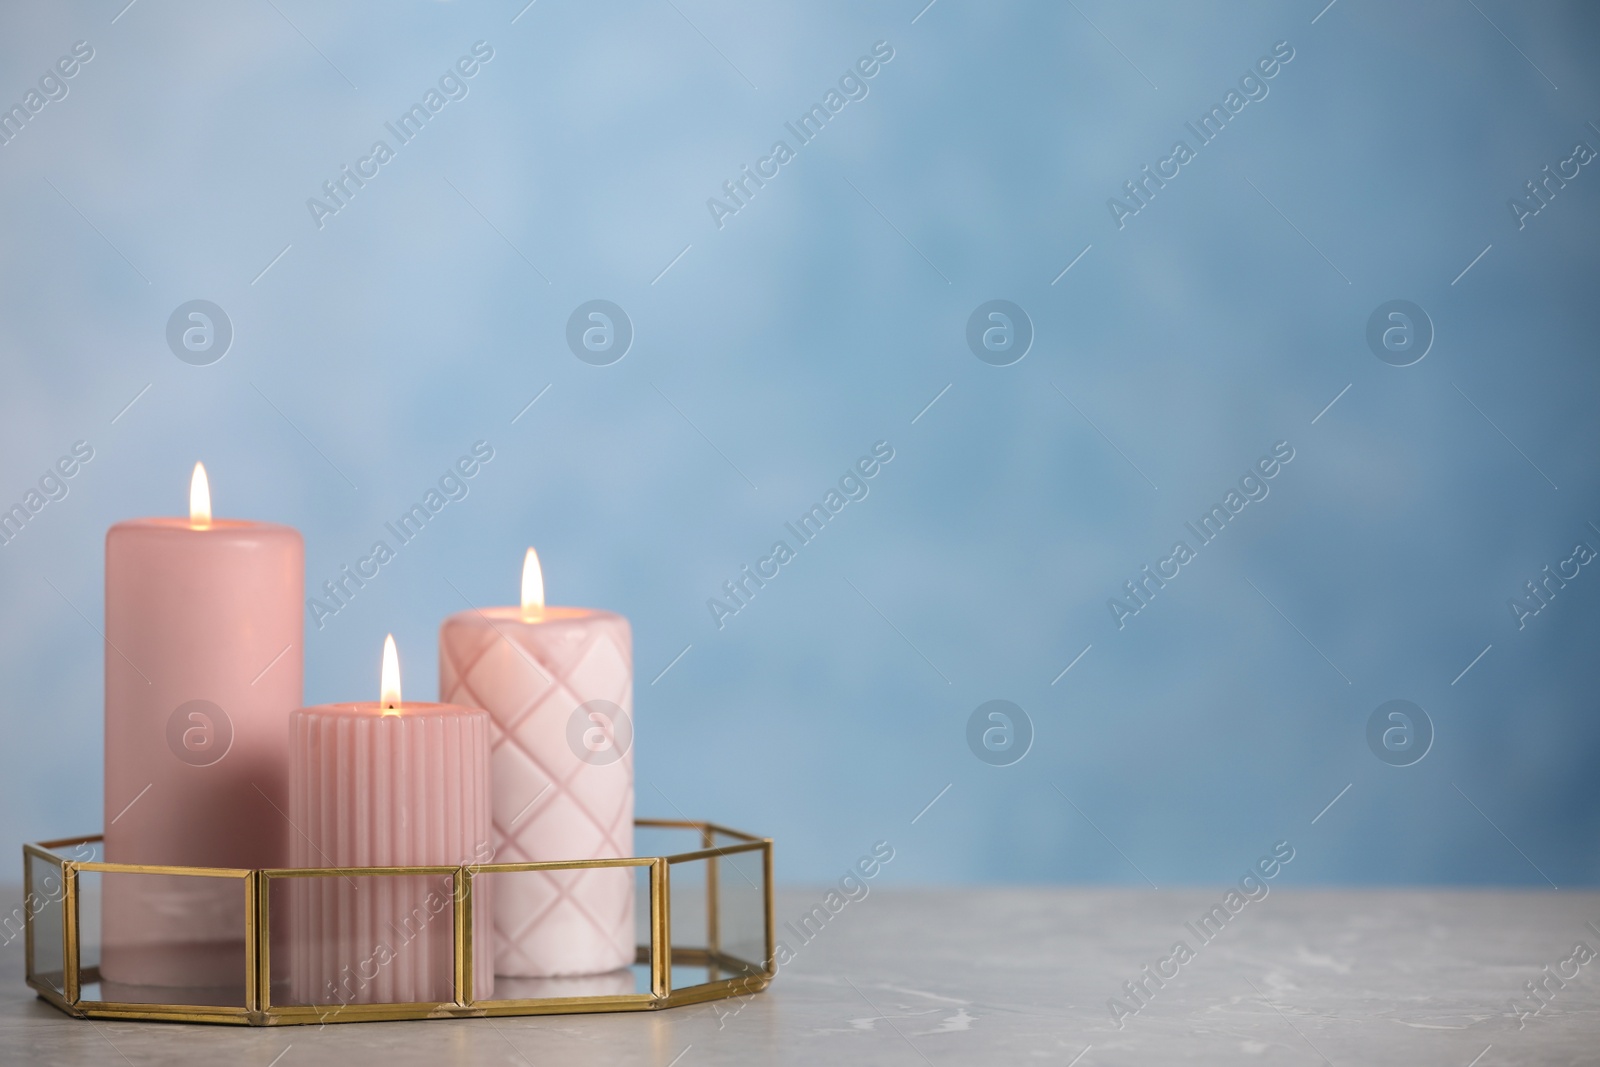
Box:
left=288, top=703, right=493, bottom=1005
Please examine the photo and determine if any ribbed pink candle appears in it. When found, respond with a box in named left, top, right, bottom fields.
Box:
left=102, top=465, right=302, bottom=988
left=288, top=666, right=494, bottom=1005
left=439, top=550, right=634, bottom=978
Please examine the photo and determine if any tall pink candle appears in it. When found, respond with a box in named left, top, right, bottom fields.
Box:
left=102, top=463, right=302, bottom=987
left=439, top=548, right=634, bottom=978
left=288, top=636, right=494, bottom=1005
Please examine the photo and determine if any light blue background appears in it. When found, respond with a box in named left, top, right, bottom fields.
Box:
left=1, top=0, right=1596, bottom=887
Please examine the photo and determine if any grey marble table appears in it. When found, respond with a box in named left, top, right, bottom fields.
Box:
left=3, top=886, right=1597, bottom=1065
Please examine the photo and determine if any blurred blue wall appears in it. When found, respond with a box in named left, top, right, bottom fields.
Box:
left=1, top=0, right=1597, bottom=886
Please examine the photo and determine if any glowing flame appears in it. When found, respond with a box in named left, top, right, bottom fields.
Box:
left=190, top=462, right=211, bottom=528
left=520, top=547, right=545, bottom=620
left=380, top=634, right=402, bottom=713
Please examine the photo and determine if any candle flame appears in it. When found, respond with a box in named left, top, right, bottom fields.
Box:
left=380, top=633, right=401, bottom=713
left=521, top=547, right=545, bottom=620
left=189, top=462, right=211, bottom=528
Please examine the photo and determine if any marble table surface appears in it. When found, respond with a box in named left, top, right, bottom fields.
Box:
left=3, top=885, right=1597, bottom=1065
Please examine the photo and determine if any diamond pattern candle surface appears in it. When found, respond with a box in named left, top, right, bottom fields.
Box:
left=440, top=607, right=634, bottom=978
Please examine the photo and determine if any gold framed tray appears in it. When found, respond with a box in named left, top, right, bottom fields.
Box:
left=21, top=819, right=773, bottom=1025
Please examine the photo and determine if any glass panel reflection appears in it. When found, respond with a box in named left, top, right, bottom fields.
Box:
left=268, top=870, right=463, bottom=1008
left=91, top=869, right=246, bottom=1007
left=714, top=847, right=768, bottom=979
left=25, top=852, right=66, bottom=995
left=475, top=862, right=647, bottom=1000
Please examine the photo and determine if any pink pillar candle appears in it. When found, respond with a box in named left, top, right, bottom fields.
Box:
left=288, top=638, right=494, bottom=1005
left=102, top=464, right=303, bottom=987
left=439, top=549, right=634, bottom=978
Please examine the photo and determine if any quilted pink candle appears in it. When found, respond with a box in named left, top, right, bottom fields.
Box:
left=102, top=463, right=303, bottom=987
left=439, top=548, right=634, bottom=978
left=288, top=636, right=494, bottom=1005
